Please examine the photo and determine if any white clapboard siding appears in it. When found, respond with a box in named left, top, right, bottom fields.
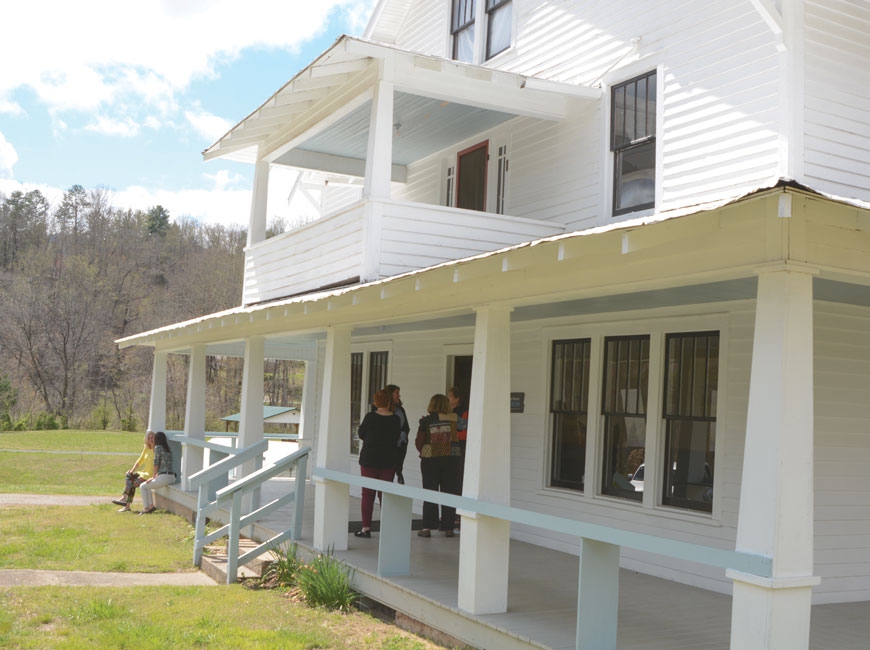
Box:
left=394, top=0, right=447, bottom=56
left=803, top=0, right=870, bottom=203
left=813, top=303, right=870, bottom=603
left=378, top=200, right=565, bottom=277
left=243, top=206, right=364, bottom=304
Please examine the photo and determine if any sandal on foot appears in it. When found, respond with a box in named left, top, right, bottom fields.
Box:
left=139, top=506, right=156, bottom=515
left=417, top=529, right=431, bottom=538
left=112, top=499, right=127, bottom=506
left=354, top=529, right=371, bottom=538
left=445, top=529, right=455, bottom=537
left=117, top=506, right=130, bottom=512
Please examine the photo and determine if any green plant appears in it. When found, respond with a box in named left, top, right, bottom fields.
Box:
left=33, top=412, right=60, bottom=430
left=261, top=543, right=302, bottom=589
left=90, top=398, right=112, bottom=430
left=120, top=405, right=138, bottom=432
left=295, top=548, right=357, bottom=611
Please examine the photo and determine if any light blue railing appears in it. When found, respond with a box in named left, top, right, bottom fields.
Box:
left=188, top=442, right=310, bottom=584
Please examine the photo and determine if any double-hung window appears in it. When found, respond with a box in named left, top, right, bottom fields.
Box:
left=661, top=332, right=718, bottom=512
left=349, top=350, right=389, bottom=454
left=611, top=71, right=656, bottom=216
left=451, top=0, right=476, bottom=63
left=452, top=0, right=512, bottom=63
left=549, top=339, right=591, bottom=491
left=485, top=0, right=512, bottom=59
left=600, top=335, right=649, bottom=501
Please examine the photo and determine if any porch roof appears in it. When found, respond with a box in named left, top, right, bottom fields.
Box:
left=115, top=183, right=870, bottom=356
left=202, top=35, right=600, bottom=167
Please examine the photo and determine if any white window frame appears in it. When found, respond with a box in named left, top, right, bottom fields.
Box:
left=542, top=312, right=728, bottom=523
left=448, top=0, right=515, bottom=65
left=349, top=341, right=393, bottom=456
left=601, top=60, right=664, bottom=223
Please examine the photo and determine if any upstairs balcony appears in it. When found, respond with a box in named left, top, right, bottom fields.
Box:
left=203, top=37, right=600, bottom=305
left=242, top=198, right=567, bottom=304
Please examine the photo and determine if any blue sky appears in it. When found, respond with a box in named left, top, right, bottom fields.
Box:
left=0, top=0, right=377, bottom=227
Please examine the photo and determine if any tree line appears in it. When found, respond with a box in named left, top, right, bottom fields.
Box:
left=0, top=185, right=302, bottom=432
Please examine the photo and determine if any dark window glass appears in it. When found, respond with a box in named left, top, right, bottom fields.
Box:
left=486, top=0, right=512, bottom=59
left=601, top=335, right=649, bottom=501
left=550, top=339, right=591, bottom=490
left=611, top=71, right=656, bottom=216
left=368, top=351, right=389, bottom=401
left=350, top=352, right=363, bottom=454
left=662, top=332, right=718, bottom=512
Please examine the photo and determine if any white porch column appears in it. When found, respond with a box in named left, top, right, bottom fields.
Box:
left=313, top=325, right=352, bottom=552
left=181, top=343, right=206, bottom=489
left=299, top=357, right=319, bottom=443
left=248, top=160, right=269, bottom=247
left=458, top=304, right=512, bottom=615
left=239, top=335, right=265, bottom=471
left=148, top=350, right=168, bottom=432
left=362, top=69, right=394, bottom=200
left=728, top=265, right=820, bottom=650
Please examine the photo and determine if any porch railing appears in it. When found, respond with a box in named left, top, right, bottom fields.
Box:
left=189, top=442, right=310, bottom=584
left=313, top=466, right=773, bottom=650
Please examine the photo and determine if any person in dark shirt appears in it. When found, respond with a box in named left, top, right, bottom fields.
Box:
left=355, top=389, right=401, bottom=538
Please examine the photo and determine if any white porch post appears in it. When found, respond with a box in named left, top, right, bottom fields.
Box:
left=299, top=356, right=319, bottom=443
left=148, top=350, right=168, bottom=432
left=181, top=343, right=206, bottom=489
left=458, top=304, right=512, bottom=615
left=362, top=68, right=393, bottom=201
left=239, top=335, right=265, bottom=469
left=728, top=265, right=820, bottom=650
left=313, top=325, right=351, bottom=552
left=248, top=160, right=269, bottom=248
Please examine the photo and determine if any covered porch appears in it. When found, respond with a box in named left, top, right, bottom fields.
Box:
left=119, top=185, right=870, bottom=650
left=159, top=477, right=870, bottom=650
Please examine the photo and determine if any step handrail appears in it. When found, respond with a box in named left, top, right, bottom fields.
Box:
left=192, top=442, right=311, bottom=584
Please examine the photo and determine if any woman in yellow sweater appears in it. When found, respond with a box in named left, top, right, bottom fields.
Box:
left=112, top=430, right=155, bottom=512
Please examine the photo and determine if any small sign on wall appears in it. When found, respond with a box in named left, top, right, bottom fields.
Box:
left=510, top=392, right=525, bottom=413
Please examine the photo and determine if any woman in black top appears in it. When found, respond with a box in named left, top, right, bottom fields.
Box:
left=355, top=388, right=401, bottom=538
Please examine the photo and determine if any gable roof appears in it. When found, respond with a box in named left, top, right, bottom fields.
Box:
left=363, top=0, right=414, bottom=44
left=203, top=35, right=600, bottom=165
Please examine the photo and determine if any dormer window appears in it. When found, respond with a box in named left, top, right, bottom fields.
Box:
left=611, top=70, right=657, bottom=216
left=451, top=0, right=513, bottom=63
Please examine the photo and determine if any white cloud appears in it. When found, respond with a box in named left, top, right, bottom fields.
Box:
left=185, top=107, right=233, bottom=142
left=0, top=100, right=23, bottom=116
left=204, top=169, right=247, bottom=192
left=112, top=184, right=252, bottom=229
left=0, top=1, right=377, bottom=118
left=84, top=115, right=141, bottom=137
left=0, top=132, right=19, bottom=177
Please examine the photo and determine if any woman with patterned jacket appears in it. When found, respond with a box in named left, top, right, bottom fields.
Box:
left=415, top=393, right=460, bottom=538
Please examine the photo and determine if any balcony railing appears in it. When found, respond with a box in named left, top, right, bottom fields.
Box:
left=242, top=199, right=566, bottom=305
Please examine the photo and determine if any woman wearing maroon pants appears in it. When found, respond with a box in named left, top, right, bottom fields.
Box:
left=355, top=388, right=401, bottom=538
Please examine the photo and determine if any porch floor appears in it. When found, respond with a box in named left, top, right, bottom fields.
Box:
left=166, top=479, right=870, bottom=650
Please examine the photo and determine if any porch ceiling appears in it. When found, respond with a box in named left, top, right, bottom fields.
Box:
left=203, top=36, right=599, bottom=167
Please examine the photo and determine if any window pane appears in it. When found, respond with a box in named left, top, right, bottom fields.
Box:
left=457, top=143, right=487, bottom=211
left=368, top=351, right=389, bottom=400
left=550, top=339, right=590, bottom=491
left=453, top=24, right=475, bottom=62
left=350, top=352, right=363, bottom=454
left=601, top=336, right=649, bottom=500
left=486, top=2, right=512, bottom=59
left=551, top=412, right=587, bottom=490
left=662, top=420, right=715, bottom=511
left=662, top=331, right=719, bottom=512
left=614, top=140, right=655, bottom=214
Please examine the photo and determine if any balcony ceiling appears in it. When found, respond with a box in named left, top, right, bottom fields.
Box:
left=204, top=36, right=600, bottom=170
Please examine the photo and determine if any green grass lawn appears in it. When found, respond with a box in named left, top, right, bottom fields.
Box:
left=0, top=432, right=450, bottom=649
left=0, top=505, right=196, bottom=572
left=0, top=430, right=140, bottom=495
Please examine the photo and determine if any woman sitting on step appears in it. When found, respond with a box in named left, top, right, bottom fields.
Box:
left=138, top=431, right=176, bottom=515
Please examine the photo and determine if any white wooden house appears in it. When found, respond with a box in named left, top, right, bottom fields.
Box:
left=118, top=1, right=870, bottom=648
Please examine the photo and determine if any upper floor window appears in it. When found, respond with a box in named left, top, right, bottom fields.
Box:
left=452, top=0, right=476, bottom=63
left=486, top=0, right=512, bottom=59
left=611, top=71, right=656, bottom=216
left=452, top=0, right=512, bottom=63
